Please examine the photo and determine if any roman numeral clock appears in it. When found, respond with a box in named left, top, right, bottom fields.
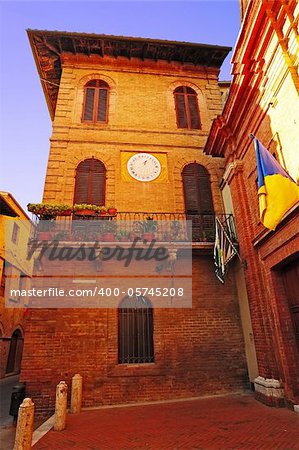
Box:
left=127, top=153, right=161, bottom=182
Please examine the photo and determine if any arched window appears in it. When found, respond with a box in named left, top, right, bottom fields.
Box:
left=82, top=80, right=109, bottom=123
left=174, top=86, right=201, bottom=130
left=118, top=295, right=154, bottom=364
left=6, top=329, right=24, bottom=374
left=182, top=163, right=214, bottom=240
left=74, top=158, right=106, bottom=205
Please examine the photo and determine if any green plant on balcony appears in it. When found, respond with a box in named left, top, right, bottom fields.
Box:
left=99, top=206, right=108, bottom=216
left=102, top=220, right=117, bottom=242
left=103, top=221, right=117, bottom=233
left=170, top=220, right=183, bottom=241
left=28, top=203, right=72, bottom=219
left=73, top=204, right=100, bottom=215
left=134, top=216, right=158, bottom=240
left=116, top=229, right=130, bottom=241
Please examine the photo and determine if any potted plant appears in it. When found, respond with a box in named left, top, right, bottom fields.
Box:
left=162, top=231, right=172, bottom=242
left=102, top=221, right=117, bottom=242
left=170, top=220, right=182, bottom=241
left=107, top=205, right=117, bottom=216
left=73, top=204, right=99, bottom=216
left=99, top=206, right=108, bottom=216
left=28, top=203, right=57, bottom=220
left=36, top=219, right=55, bottom=240
left=117, top=229, right=130, bottom=242
left=135, top=216, right=157, bottom=241
left=55, top=204, right=73, bottom=216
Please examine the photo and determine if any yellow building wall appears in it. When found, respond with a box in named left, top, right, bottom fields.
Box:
left=257, top=3, right=299, bottom=182
left=43, top=56, right=225, bottom=214
left=0, top=193, right=32, bottom=377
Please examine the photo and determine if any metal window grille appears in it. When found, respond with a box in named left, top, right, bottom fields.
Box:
left=118, top=295, right=154, bottom=364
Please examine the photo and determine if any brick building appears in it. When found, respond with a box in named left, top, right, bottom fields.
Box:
left=19, top=30, right=255, bottom=419
left=205, top=0, right=299, bottom=407
left=0, top=192, right=32, bottom=378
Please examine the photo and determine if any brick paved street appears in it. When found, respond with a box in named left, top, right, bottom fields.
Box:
left=33, top=394, right=299, bottom=450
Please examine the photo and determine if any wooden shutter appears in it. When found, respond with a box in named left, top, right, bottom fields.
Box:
left=182, top=163, right=213, bottom=214
left=175, top=93, right=188, bottom=128
left=188, top=95, right=201, bottom=129
left=83, top=80, right=109, bottom=123
left=83, top=88, right=95, bottom=121
left=90, top=159, right=106, bottom=205
left=97, top=88, right=108, bottom=122
left=74, top=158, right=106, bottom=205
left=182, top=163, right=214, bottom=240
left=174, top=86, right=201, bottom=130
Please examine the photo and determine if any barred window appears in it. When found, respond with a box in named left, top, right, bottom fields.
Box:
left=82, top=79, right=109, bottom=123
left=118, top=295, right=154, bottom=364
left=174, top=86, right=201, bottom=130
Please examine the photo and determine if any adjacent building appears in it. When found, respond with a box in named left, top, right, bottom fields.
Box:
left=0, top=192, right=32, bottom=378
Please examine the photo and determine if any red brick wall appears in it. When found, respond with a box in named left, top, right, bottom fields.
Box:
left=228, top=166, right=299, bottom=405
left=20, top=254, right=248, bottom=420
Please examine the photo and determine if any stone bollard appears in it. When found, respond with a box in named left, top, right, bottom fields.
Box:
left=71, top=374, right=83, bottom=414
left=54, top=381, right=68, bottom=431
left=13, top=398, right=34, bottom=450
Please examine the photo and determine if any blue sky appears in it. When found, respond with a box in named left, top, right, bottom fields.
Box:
left=0, top=1, right=240, bottom=211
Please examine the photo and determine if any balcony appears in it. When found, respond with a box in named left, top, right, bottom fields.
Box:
left=30, top=212, right=237, bottom=247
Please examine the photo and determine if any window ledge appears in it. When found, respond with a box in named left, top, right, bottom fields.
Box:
left=108, top=362, right=165, bottom=378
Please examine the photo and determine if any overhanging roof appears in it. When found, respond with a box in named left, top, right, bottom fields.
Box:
left=27, top=29, right=231, bottom=119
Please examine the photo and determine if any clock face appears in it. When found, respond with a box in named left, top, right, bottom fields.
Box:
left=127, top=153, right=161, bottom=182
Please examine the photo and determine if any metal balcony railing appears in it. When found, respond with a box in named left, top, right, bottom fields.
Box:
left=30, top=212, right=237, bottom=244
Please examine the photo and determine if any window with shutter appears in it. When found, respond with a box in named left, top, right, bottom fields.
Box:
left=174, top=86, right=201, bottom=130
left=182, top=163, right=214, bottom=240
left=74, top=158, right=106, bottom=205
left=82, top=80, right=109, bottom=123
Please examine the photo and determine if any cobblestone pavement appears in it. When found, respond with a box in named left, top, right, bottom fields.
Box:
left=33, top=394, right=299, bottom=450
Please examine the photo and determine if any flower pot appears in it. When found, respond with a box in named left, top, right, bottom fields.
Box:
left=75, top=209, right=95, bottom=216
left=37, top=232, right=52, bottom=240
left=57, top=209, right=72, bottom=216
left=143, top=233, right=155, bottom=241
left=100, top=211, right=109, bottom=216
left=102, top=233, right=115, bottom=242
left=120, top=236, right=128, bottom=242
left=108, top=208, right=117, bottom=215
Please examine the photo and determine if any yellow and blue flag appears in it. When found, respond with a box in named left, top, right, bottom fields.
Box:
left=254, top=137, right=299, bottom=231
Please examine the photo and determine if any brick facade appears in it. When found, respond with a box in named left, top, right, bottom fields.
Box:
left=21, top=255, right=248, bottom=420
left=21, top=31, right=250, bottom=419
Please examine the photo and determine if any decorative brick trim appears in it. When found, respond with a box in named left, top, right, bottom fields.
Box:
left=223, top=160, right=244, bottom=184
